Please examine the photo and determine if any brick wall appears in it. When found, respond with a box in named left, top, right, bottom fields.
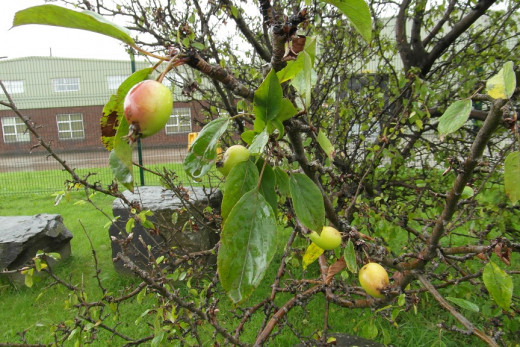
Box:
left=0, top=101, right=204, bottom=155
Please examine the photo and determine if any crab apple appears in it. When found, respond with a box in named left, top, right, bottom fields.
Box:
left=124, top=80, right=173, bottom=140
left=308, top=226, right=342, bottom=250
left=217, top=145, right=250, bottom=176
left=358, top=262, right=389, bottom=298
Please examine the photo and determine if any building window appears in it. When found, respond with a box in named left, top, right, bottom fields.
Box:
left=0, top=80, right=24, bottom=95
left=107, top=75, right=128, bottom=90
left=165, top=108, right=192, bottom=134
left=1, top=117, right=30, bottom=143
left=56, top=113, right=85, bottom=140
left=52, top=78, right=80, bottom=92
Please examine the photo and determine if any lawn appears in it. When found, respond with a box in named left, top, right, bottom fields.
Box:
left=0, top=168, right=515, bottom=346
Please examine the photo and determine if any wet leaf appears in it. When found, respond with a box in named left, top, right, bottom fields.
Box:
left=218, top=190, right=277, bottom=304
left=14, top=5, right=135, bottom=45
left=482, top=261, right=513, bottom=311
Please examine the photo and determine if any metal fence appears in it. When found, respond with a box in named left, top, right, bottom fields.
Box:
left=0, top=57, right=213, bottom=196
left=0, top=145, right=205, bottom=196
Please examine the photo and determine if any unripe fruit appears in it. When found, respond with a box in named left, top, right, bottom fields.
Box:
left=308, top=226, right=341, bottom=250
left=358, top=262, right=389, bottom=298
left=123, top=80, right=173, bottom=139
left=217, top=145, right=250, bottom=176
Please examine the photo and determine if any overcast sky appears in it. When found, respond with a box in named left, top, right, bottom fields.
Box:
left=1, top=0, right=130, bottom=61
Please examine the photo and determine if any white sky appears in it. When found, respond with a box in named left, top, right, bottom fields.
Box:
left=1, top=0, right=130, bottom=61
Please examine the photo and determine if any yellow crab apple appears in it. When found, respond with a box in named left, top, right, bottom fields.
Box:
left=308, top=226, right=342, bottom=250
left=358, top=262, right=389, bottom=298
left=217, top=145, right=250, bottom=176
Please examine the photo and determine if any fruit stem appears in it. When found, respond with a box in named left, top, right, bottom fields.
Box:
left=157, top=56, right=181, bottom=83
left=130, top=44, right=169, bottom=61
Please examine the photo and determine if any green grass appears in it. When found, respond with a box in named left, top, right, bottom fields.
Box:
left=0, top=183, right=517, bottom=345
left=0, top=162, right=219, bottom=195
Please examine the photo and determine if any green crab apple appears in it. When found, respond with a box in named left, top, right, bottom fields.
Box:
left=217, top=145, right=250, bottom=176
left=124, top=80, right=173, bottom=142
left=358, top=262, right=389, bottom=298
left=308, top=226, right=342, bottom=250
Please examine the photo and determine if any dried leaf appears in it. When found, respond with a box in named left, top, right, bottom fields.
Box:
left=326, top=257, right=346, bottom=284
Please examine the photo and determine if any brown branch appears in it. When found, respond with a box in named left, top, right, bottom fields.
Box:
left=417, top=274, right=499, bottom=347
left=393, top=98, right=507, bottom=287
left=182, top=50, right=255, bottom=101
left=220, top=0, right=271, bottom=62
left=422, top=0, right=458, bottom=46
left=422, top=0, right=497, bottom=75
left=116, top=253, right=247, bottom=346
left=396, top=0, right=414, bottom=71
left=254, top=284, right=324, bottom=346
left=410, top=0, right=428, bottom=64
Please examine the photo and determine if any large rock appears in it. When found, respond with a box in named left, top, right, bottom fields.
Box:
left=294, top=333, right=384, bottom=347
left=109, top=186, right=221, bottom=275
left=0, top=214, right=73, bottom=276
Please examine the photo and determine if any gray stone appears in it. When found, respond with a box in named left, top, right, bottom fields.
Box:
left=0, top=214, right=73, bottom=275
left=294, top=333, right=384, bottom=346
left=109, top=186, right=221, bottom=275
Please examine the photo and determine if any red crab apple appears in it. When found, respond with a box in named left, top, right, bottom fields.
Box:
left=217, top=145, right=250, bottom=176
left=308, top=226, right=342, bottom=250
left=358, top=262, right=389, bottom=298
left=124, top=80, right=173, bottom=142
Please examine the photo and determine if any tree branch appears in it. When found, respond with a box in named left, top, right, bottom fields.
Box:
left=422, top=0, right=497, bottom=75
left=417, top=274, right=499, bottom=346
left=182, top=50, right=255, bottom=101
left=220, top=0, right=271, bottom=62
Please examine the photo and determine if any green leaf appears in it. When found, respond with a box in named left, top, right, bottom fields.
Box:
left=254, top=69, right=283, bottom=128
left=445, top=297, right=480, bottom=313
left=24, top=270, right=34, bottom=288
left=437, top=99, right=472, bottom=136
left=125, top=218, right=135, bottom=234
left=221, top=161, right=259, bottom=221
left=150, top=331, right=165, bottom=347
left=482, top=261, right=513, bottom=311
left=14, top=5, right=135, bottom=45
left=274, top=167, right=290, bottom=197
left=302, top=242, right=324, bottom=269
left=109, top=151, right=133, bottom=191
left=249, top=130, right=269, bottom=156
left=184, top=117, right=230, bottom=178
left=317, top=130, right=335, bottom=160
left=398, top=294, right=406, bottom=307
left=241, top=130, right=256, bottom=145
left=109, top=113, right=134, bottom=191
left=256, top=159, right=277, bottom=216
left=290, top=39, right=317, bottom=109
left=277, top=56, right=304, bottom=83
left=460, top=186, right=474, bottom=200
left=277, top=98, right=299, bottom=122
left=218, top=190, right=277, bottom=304
left=361, top=320, right=378, bottom=339
left=321, top=0, right=372, bottom=42
left=289, top=173, right=325, bottom=231
left=504, top=151, right=520, bottom=204
left=343, top=239, right=358, bottom=273
left=486, top=61, right=516, bottom=99
left=101, top=68, right=153, bottom=151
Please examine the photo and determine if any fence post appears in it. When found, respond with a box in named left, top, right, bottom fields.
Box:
left=129, top=49, right=145, bottom=186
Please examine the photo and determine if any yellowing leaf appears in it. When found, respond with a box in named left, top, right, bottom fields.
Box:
left=303, top=242, right=324, bottom=269
left=482, top=261, right=513, bottom=311
left=486, top=61, right=516, bottom=99
left=504, top=151, right=520, bottom=204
